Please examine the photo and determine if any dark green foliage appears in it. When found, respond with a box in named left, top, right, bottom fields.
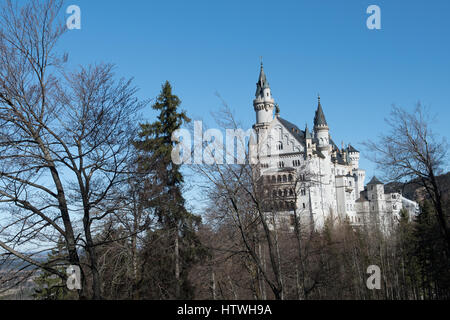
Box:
left=413, top=201, right=450, bottom=299
left=133, top=81, right=207, bottom=299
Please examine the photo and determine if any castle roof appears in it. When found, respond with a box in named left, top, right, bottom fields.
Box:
left=255, top=63, right=270, bottom=98
left=347, top=144, right=359, bottom=153
left=277, top=117, right=305, bottom=145
left=368, top=176, right=383, bottom=185
left=305, top=124, right=312, bottom=139
left=314, top=95, right=328, bottom=127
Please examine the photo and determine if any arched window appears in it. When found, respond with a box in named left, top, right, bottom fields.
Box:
left=277, top=176, right=282, bottom=183
left=283, top=175, right=287, bottom=182
left=288, top=174, right=293, bottom=182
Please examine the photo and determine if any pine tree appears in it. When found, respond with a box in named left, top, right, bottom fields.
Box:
left=413, top=200, right=450, bottom=299
left=134, top=81, right=206, bottom=299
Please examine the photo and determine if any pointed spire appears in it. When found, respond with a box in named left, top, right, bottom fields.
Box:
left=314, top=94, right=328, bottom=127
left=255, top=61, right=270, bottom=97
left=259, top=62, right=269, bottom=88
left=305, top=123, right=312, bottom=139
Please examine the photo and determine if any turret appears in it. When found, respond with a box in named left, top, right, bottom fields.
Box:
left=314, top=95, right=329, bottom=149
left=254, top=63, right=275, bottom=126
left=305, top=123, right=313, bottom=158
left=367, top=176, right=384, bottom=201
left=347, top=144, right=360, bottom=169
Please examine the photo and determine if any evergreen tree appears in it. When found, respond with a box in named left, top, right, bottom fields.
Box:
left=134, top=81, right=206, bottom=299
left=413, top=200, right=450, bottom=299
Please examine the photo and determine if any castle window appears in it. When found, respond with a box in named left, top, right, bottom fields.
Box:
left=272, top=176, right=276, bottom=183
left=303, top=203, right=306, bottom=209
left=288, top=174, right=293, bottom=182
left=283, top=175, right=287, bottom=182
left=289, top=189, right=294, bottom=196
left=301, top=189, right=306, bottom=196
left=277, top=142, right=283, bottom=150
left=277, top=175, right=282, bottom=183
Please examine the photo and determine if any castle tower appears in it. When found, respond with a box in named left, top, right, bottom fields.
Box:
left=253, top=63, right=275, bottom=127
left=314, top=95, right=329, bottom=150
left=367, top=176, right=385, bottom=218
left=305, top=123, right=313, bottom=158
left=348, top=144, right=360, bottom=169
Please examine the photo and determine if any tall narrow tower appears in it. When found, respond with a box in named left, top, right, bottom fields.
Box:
left=253, top=63, right=275, bottom=127
left=314, top=95, right=329, bottom=150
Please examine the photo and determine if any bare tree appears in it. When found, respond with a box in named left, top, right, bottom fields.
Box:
left=364, top=104, right=449, bottom=253
left=0, top=0, right=144, bottom=299
left=191, top=106, right=285, bottom=299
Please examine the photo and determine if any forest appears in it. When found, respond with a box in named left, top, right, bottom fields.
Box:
left=0, top=0, right=448, bottom=300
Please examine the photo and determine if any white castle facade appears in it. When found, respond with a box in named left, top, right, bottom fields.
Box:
left=249, top=64, right=419, bottom=231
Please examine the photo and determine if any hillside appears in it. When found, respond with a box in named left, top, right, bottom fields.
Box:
left=384, top=172, right=450, bottom=204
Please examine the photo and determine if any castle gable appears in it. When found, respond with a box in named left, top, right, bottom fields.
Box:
left=271, top=117, right=305, bottom=154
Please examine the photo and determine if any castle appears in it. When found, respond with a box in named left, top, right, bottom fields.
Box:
left=249, top=63, right=419, bottom=231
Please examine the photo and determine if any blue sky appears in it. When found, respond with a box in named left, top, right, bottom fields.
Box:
left=59, top=0, right=450, bottom=209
